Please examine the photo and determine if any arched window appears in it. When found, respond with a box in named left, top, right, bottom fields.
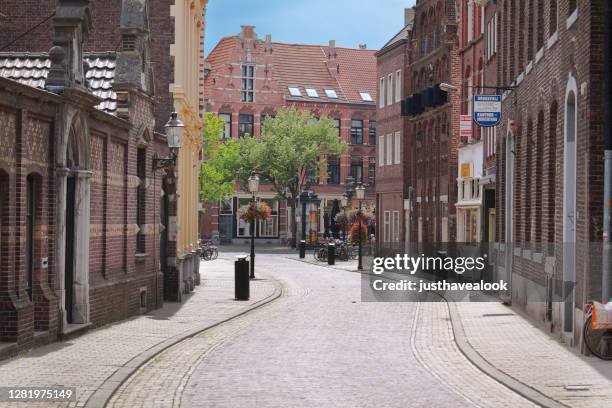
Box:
left=535, top=111, right=545, bottom=245
left=536, top=0, right=544, bottom=50
left=524, top=119, right=533, bottom=243
left=527, top=0, right=534, bottom=61
left=549, top=0, right=558, bottom=36
left=512, top=0, right=520, bottom=77
left=568, top=0, right=577, bottom=15
left=546, top=102, right=558, bottom=246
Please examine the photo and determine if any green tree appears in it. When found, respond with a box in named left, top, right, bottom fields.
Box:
left=254, top=108, right=347, bottom=246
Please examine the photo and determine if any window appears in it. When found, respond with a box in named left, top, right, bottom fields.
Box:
left=368, top=157, right=376, bottom=185
left=327, top=156, right=340, bottom=185
left=392, top=211, right=400, bottom=242
left=241, top=65, right=254, bottom=102
left=220, top=199, right=233, bottom=215
left=136, top=148, right=146, bottom=253
left=395, top=70, right=401, bottom=103
left=387, top=74, right=393, bottom=106
left=237, top=198, right=252, bottom=237
left=379, top=136, right=385, bottom=166
left=259, top=199, right=279, bottom=237
left=384, top=211, right=391, bottom=243
left=550, top=1, right=558, bottom=35
left=568, top=0, right=576, bottom=15
left=351, top=120, right=363, bottom=144
left=288, top=86, right=302, bottom=97
left=369, top=121, right=376, bottom=145
left=324, top=89, right=338, bottom=98
left=26, top=175, right=36, bottom=300
left=481, top=6, right=485, bottom=35
left=394, top=131, right=401, bottom=164
left=305, top=88, right=319, bottom=97
left=260, top=113, right=274, bottom=128
left=379, top=77, right=385, bottom=108
left=360, top=92, right=373, bottom=102
left=219, top=113, right=231, bottom=139
left=333, top=118, right=341, bottom=137
left=486, top=13, right=498, bottom=60
left=238, top=114, right=253, bottom=137
left=386, top=134, right=393, bottom=165
left=350, top=159, right=363, bottom=184
left=536, top=0, right=544, bottom=50
left=527, top=0, right=534, bottom=61
left=467, top=0, right=474, bottom=42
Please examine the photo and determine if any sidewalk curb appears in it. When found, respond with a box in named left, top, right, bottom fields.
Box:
left=84, top=274, right=284, bottom=408
left=445, top=300, right=569, bottom=408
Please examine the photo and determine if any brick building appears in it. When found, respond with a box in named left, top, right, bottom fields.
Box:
left=375, top=9, right=414, bottom=247
left=456, top=0, right=488, bottom=243
left=0, top=0, right=206, bottom=357
left=201, top=26, right=377, bottom=244
left=494, top=0, right=606, bottom=347
left=403, top=0, right=462, bottom=245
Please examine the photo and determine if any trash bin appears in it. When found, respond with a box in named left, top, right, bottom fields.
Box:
left=235, top=255, right=250, bottom=300
left=299, top=240, right=306, bottom=258
left=327, top=242, right=335, bottom=265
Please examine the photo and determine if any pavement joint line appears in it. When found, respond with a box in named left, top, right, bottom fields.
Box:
left=292, top=258, right=570, bottom=408
left=84, top=269, right=284, bottom=408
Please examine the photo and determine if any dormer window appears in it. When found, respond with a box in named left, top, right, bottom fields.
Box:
left=325, top=89, right=338, bottom=98
left=305, top=88, right=319, bottom=97
left=288, top=86, right=302, bottom=97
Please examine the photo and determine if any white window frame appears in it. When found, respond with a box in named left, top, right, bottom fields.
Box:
left=379, top=77, right=385, bottom=108
left=384, top=211, right=391, bottom=243
left=379, top=135, right=385, bottom=166
left=386, top=133, right=393, bottom=165
left=387, top=74, right=393, bottom=106
left=395, top=70, right=401, bottom=103
left=392, top=211, right=400, bottom=242
left=394, top=131, right=401, bottom=164
left=288, top=86, right=302, bottom=97
left=305, top=88, right=319, bottom=97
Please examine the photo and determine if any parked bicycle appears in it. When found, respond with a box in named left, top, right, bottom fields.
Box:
left=199, top=239, right=218, bottom=261
left=583, top=301, right=612, bottom=360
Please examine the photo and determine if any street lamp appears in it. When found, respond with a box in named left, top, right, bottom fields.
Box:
left=355, top=183, right=366, bottom=271
left=152, top=112, right=185, bottom=171
left=248, top=171, right=259, bottom=279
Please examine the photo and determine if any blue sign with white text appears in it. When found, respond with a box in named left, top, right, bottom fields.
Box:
left=473, top=95, right=502, bottom=127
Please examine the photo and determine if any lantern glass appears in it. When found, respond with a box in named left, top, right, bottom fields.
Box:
left=340, top=193, right=348, bottom=207
left=355, top=184, right=365, bottom=200
left=164, top=112, right=185, bottom=149
left=248, top=172, right=260, bottom=193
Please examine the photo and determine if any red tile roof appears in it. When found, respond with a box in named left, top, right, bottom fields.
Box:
left=204, top=35, right=377, bottom=106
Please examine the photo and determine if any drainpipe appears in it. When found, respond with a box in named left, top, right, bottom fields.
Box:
left=602, top=0, right=612, bottom=301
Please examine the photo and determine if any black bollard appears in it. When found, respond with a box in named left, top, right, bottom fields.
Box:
left=328, top=242, right=335, bottom=265
left=299, top=240, right=306, bottom=258
left=235, top=255, right=250, bottom=300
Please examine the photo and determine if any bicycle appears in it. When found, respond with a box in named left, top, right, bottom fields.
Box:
left=583, top=301, right=612, bottom=360
left=199, top=239, right=218, bottom=261
left=313, top=245, right=328, bottom=262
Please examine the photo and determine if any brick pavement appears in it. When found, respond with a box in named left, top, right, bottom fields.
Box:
left=0, top=259, right=278, bottom=408
left=454, top=302, right=612, bottom=407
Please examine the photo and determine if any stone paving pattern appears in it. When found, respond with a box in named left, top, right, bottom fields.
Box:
left=0, top=259, right=277, bottom=408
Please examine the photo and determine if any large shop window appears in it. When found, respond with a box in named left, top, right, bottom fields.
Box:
left=236, top=198, right=279, bottom=238
left=241, top=65, right=254, bottom=102
left=26, top=174, right=36, bottom=300
left=238, top=114, right=254, bottom=137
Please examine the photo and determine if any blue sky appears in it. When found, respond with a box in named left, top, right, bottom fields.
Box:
left=204, top=0, right=416, bottom=55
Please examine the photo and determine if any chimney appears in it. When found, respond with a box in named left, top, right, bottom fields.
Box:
left=358, top=44, right=367, bottom=49
left=45, top=0, right=92, bottom=92
left=240, top=25, right=257, bottom=40
left=405, top=7, right=416, bottom=26
left=328, top=40, right=336, bottom=58
left=265, top=34, right=272, bottom=45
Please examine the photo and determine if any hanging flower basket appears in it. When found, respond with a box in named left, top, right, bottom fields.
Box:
left=238, top=201, right=272, bottom=223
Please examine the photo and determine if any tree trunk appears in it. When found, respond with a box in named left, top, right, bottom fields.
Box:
left=290, top=196, right=298, bottom=248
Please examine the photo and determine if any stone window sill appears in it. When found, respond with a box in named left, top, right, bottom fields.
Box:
left=135, top=253, right=148, bottom=262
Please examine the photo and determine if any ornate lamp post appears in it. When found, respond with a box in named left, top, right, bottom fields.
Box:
left=355, top=183, right=366, bottom=270
left=152, top=112, right=185, bottom=170
left=247, top=171, right=259, bottom=279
